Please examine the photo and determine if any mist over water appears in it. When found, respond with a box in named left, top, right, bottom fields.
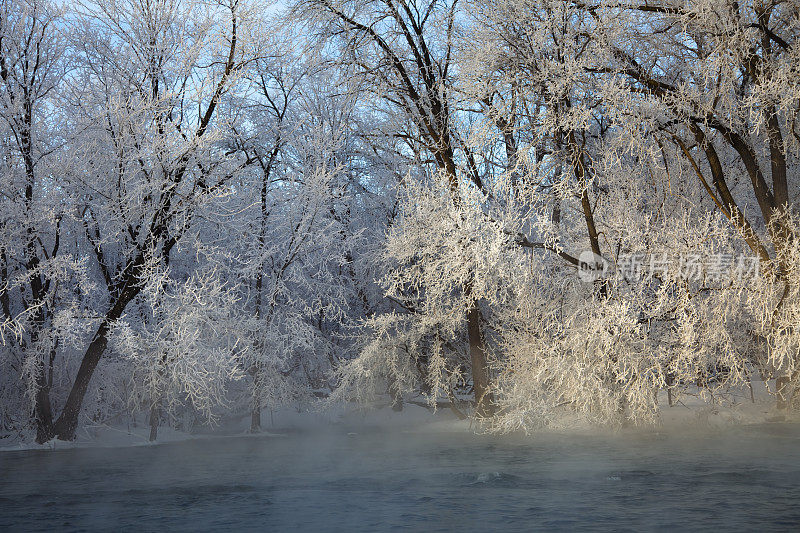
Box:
left=2, top=422, right=800, bottom=531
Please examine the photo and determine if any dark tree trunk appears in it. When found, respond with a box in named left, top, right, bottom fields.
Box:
left=249, top=362, right=263, bottom=433
left=149, top=403, right=160, bottom=442
left=53, top=248, right=147, bottom=441
left=467, top=301, right=494, bottom=417
left=388, top=374, right=403, bottom=412
left=27, top=295, right=56, bottom=443
left=30, top=323, right=55, bottom=443
left=665, top=369, right=676, bottom=407
left=776, top=376, right=791, bottom=410
left=53, top=321, right=111, bottom=440
left=34, top=360, right=55, bottom=443
left=250, top=404, right=261, bottom=433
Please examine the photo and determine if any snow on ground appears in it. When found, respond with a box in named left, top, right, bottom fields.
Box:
left=0, top=402, right=467, bottom=452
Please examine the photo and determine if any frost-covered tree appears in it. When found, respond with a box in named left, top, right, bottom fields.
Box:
left=0, top=0, right=90, bottom=442
left=298, top=0, right=506, bottom=415
left=334, top=0, right=800, bottom=428
left=111, top=266, right=250, bottom=441
left=44, top=0, right=258, bottom=440
left=459, top=0, right=800, bottom=424
left=582, top=0, right=800, bottom=407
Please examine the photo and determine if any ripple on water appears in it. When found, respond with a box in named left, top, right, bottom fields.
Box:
left=451, top=471, right=525, bottom=487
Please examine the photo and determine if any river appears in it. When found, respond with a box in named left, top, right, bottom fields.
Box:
left=1, top=421, right=799, bottom=531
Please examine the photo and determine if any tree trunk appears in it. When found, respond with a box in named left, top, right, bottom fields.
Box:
left=388, top=374, right=403, bottom=412
left=53, top=257, right=144, bottom=441
left=34, top=359, right=55, bottom=443
left=250, top=404, right=261, bottom=433
left=665, top=370, right=675, bottom=407
left=776, top=376, right=791, bottom=410
left=467, top=300, right=494, bottom=417
left=149, top=402, right=160, bottom=442
left=249, top=362, right=263, bottom=433
left=53, top=321, right=110, bottom=440
left=31, top=326, right=55, bottom=443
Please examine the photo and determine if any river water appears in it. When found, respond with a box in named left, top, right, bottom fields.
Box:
left=1, top=421, right=799, bottom=531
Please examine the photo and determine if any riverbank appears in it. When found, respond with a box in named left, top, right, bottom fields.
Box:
left=1, top=380, right=796, bottom=453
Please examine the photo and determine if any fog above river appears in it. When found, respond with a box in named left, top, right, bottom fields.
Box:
left=2, top=414, right=799, bottom=531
